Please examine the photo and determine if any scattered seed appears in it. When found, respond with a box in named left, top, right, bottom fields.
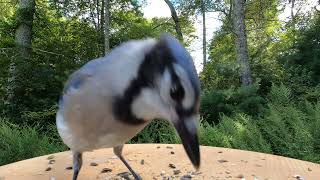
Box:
left=225, top=171, right=231, bottom=174
left=255, top=164, right=262, bottom=167
left=117, top=172, right=131, bottom=179
left=47, top=155, right=55, bottom=160
left=45, top=167, right=52, bottom=171
left=90, top=162, right=98, bottom=166
left=166, top=146, right=173, bottom=149
left=140, top=159, right=144, bottom=165
left=160, top=170, right=166, bottom=176
left=173, top=170, right=181, bottom=175
left=169, top=163, right=176, bottom=169
left=293, top=175, right=304, bottom=180
left=157, top=146, right=161, bottom=149
left=236, top=174, right=244, bottom=178
left=218, top=151, right=223, bottom=153
left=48, top=160, right=55, bottom=164
left=308, top=168, right=312, bottom=171
left=181, top=174, right=192, bottom=180
left=65, top=166, right=73, bottom=170
left=241, top=160, right=248, bottom=163
left=261, top=158, right=266, bottom=160
left=170, top=151, right=175, bottom=154
left=218, top=159, right=228, bottom=163
left=101, top=168, right=112, bottom=173
left=191, top=171, right=202, bottom=175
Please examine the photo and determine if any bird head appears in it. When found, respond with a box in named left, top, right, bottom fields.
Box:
left=128, top=34, right=201, bottom=169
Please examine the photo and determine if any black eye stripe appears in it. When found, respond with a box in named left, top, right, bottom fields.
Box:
left=170, top=83, right=185, bottom=102
left=168, top=65, right=199, bottom=117
left=168, top=65, right=185, bottom=103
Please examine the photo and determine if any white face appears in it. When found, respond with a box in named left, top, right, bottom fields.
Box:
left=130, top=64, right=200, bottom=133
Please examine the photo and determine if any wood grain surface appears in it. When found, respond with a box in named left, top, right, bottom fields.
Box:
left=0, top=144, right=319, bottom=180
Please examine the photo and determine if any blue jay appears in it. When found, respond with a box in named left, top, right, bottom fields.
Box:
left=56, top=34, right=201, bottom=180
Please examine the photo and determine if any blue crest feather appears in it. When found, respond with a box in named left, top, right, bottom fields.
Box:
left=160, top=34, right=200, bottom=92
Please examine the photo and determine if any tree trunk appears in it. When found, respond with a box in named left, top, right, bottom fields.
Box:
left=232, top=0, right=252, bottom=86
left=164, top=0, right=184, bottom=41
left=200, top=0, right=206, bottom=66
left=100, top=0, right=105, bottom=56
left=104, top=0, right=110, bottom=53
left=290, top=0, right=295, bottom=20
left=6, top=0, right=35, bottom=103
left=96, top=0, right=100, bottom=29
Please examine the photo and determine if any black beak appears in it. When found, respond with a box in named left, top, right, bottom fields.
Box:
left=174, top=120, right=200, bottom=169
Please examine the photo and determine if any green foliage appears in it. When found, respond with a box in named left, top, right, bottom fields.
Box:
left=0, top=0, right=17, bottom=21
left=199, top=114, right=272, bottom=153
left=256, top=86, right=320, bottom=162
left=282, top=13, right=320, bottom=85
left=304, top=101, right=320, bottom=156
left=0, top=0, right=195, bottom=125
left=200, top=85, right=266, bottom=124
left=268, top=84, right=292, bottom=105
left=200, top=85, right=320, bottom=163
left=0, top=119, right=67, bottom=166
left=204, top=0, right=287, bottom=90
left=200, top=90, right=233, bottom=124
left=130, top=119, right=179, bottom=144
left=200, top=60, right=240, bottom=90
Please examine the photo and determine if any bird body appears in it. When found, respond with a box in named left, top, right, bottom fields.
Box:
left=57, top=35, right=201, bottom=180
left=57, top=39, right=156, bottom=151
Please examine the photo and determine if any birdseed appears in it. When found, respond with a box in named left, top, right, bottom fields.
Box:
left=236, top=174, right=244, bottom=178
left=65, top=166, right=73, bottom=170
left=117, top=172, right=131, bottom=179
left=90, top=162, right=98, bottom=166
left=101, top=168, right=112, bottom=173
left=308, top=168, right=312, bottom=171
left=180, top=174, right=192, bottom=180
left=169, top=163, right=176, bottom=169
left=160, top=170, right=166, bottom=176
left=173, top=170, right=181, bottom=175
left=218, top=159, right=228, bottom=163
left=48, top=160, right=55, bottom=164
left=47, top=155, right=55, bottom=160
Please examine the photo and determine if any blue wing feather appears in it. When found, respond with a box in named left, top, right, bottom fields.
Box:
left=60, top=58, right=106, bottom=106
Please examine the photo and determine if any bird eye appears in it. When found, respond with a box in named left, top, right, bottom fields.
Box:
left=170, top=83, right=185, bottom=102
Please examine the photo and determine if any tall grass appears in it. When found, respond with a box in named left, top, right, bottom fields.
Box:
left=199, top=114, right=272, bottom=153
left=0, top=120, right=67, bottom=166
left=198, top=85, right=320, bottom=163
